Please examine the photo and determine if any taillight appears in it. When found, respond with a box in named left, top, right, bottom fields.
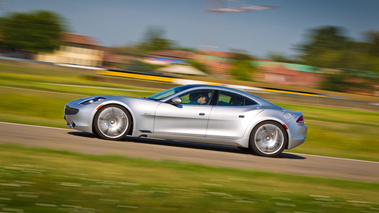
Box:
left=296, top=115, right=304, bottom=123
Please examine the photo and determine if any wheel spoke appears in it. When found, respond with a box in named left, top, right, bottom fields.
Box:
left=97, top=107, right=129, bottom=139
left=254, top=123, right=284, bottom=155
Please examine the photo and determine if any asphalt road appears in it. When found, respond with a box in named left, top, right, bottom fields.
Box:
left=1, top=122, right=378, bottom=182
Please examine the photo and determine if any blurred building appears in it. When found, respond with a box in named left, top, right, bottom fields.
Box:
left=194, top=50, right=233, bottom=78
left=144, top=50, right=234, bottom=77
left=254, top=59, right=326, bottom=89
left=102, top=47, right=130, bottom=69
left=35, top=33, right=104, bottom=67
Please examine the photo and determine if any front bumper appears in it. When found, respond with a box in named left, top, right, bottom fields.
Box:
left=64, top=100, right=100, bottom=133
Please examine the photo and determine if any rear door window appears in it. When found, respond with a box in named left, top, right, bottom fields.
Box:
left=217, top=91, right=257, bottom=106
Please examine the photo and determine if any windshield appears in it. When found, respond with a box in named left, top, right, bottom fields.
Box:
left=147, top=85, right=196, bottom=101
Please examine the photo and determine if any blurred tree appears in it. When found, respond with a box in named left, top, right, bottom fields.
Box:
left=0, top=10, right=64, bottom=53
left=230, top=60, right=254, bottom=81
left=0, top=17, right=6, bottom=26
left=320, top=72, right=350, bottom=92
left=363, top=31, right=379, bottom=73
left=135, top=26, right=196, bottom=54
left=190, top=59, right=209, bottom=74
left=366, top=31, right=379, bottom=57
left=267, top=51, right=297, bottom=63
left=296, top=26, right=379, bottom=73
left=298, top=26, right=350, bottom=68
left=229, top=49, right=255, bottom=81
left=368, top=57, right=379, bottom=72
left=230, top=49, right=252, bottom=60
left=320, top=69, right=374, bottom=93
left=138, top=26, right=176, bottom=52
left=112, top=43, right=145, bottom=58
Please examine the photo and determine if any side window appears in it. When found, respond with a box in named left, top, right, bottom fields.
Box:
left=179, top=90, right=214, bottom=105
left=217, top=91, right=257, bottom=106
left=217, top=92, right=233, bottom=106
left=244, top=98, right=258, bottom=106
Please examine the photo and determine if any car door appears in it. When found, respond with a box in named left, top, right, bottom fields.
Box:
left=206, top=91, right=263, bottom=141
left=153, top=89, right=214, bottom=138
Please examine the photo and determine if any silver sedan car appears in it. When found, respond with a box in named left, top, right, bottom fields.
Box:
left=64, top=84, right=307, bottom=157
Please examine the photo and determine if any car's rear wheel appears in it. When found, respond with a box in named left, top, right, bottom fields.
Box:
left=93, top=105, right=132, bottom=140
left=250, top=121, right=287, bottom=157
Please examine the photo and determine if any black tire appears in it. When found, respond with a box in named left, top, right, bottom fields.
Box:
left=93, top=105, right=132, bottom=140
left=250, top=121, right=288, bottom=157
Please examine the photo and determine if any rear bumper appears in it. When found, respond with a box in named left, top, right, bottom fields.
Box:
left=287, top=124, right=307, bottom=150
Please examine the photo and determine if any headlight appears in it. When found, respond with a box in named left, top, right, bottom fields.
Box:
left=79, top=97, right=105, bottom=105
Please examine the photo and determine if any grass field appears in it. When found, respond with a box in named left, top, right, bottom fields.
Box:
left=1, top=144, right=378, bottom=213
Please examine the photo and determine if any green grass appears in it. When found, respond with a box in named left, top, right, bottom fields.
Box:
left=0, top=61, right=379, bottom=161
left=0, top=144, right=378, bottom=213
left=0, top=71, right=161, bottom=97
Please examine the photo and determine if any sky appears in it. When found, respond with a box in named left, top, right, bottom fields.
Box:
left=2, top=0, right=379, bottom=58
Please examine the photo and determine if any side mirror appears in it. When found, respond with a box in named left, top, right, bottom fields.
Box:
left=169, top=97, right=182, bottom=105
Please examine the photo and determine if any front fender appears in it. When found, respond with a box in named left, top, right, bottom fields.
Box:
left=91, top=98, right=160, bottom=137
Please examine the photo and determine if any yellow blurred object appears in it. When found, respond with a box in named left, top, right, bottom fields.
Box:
left=97, top=70, right=174, bottom=83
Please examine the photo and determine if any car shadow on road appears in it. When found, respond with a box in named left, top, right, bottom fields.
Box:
left=68, top=132, right=306, bottom=160
left=278, top=152, right=306, bottom=159
left=68, top=131, right=97, bottom=138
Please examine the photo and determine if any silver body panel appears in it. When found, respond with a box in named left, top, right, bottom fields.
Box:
left=64, top=85, right=307, bottom=150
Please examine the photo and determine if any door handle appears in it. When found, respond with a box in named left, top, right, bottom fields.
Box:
left=239, top=115, right=245, bottom=118
left=199, top=113, right=205, bottom=116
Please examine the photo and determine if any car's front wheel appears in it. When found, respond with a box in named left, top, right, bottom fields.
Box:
left=250, top=121, right=287, bottom=157
left=93, top=105, right=132, bottom=140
